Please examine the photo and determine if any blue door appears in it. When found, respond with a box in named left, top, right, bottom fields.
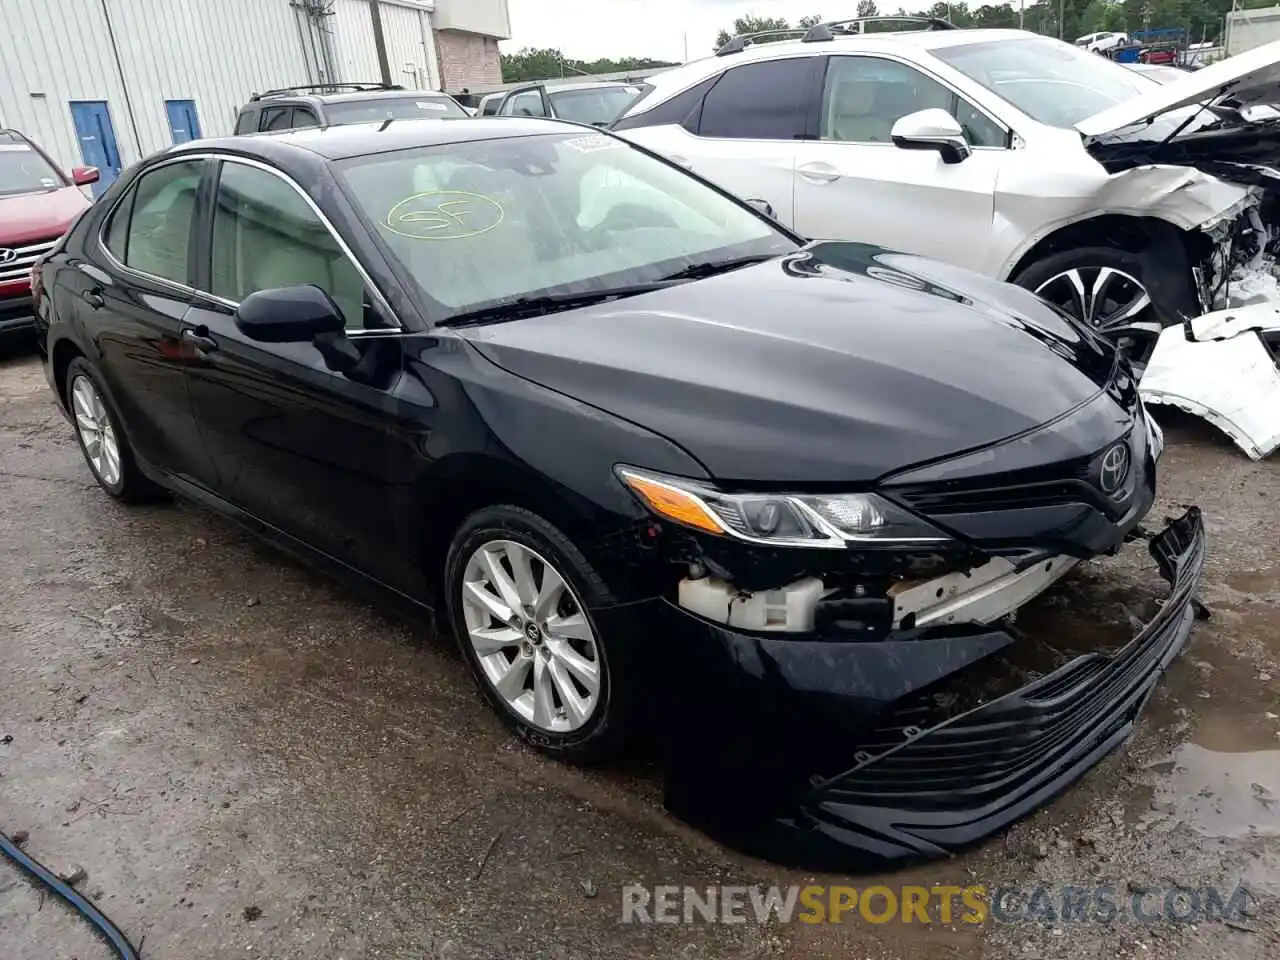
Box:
left=165, top=99, right=202, bottom=144
left=69, top=101, right=122, bottom=198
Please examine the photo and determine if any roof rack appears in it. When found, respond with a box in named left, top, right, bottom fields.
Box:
left=249, top=82, right=405, bottom=102
left=716, top=15, right=955, bottom=55
left=716, top=28, right=812, bottom=56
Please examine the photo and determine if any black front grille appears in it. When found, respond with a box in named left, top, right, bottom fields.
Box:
left=891, top=429, right=1143, bottom=519
left=807, top=508, right=1204, bottom=814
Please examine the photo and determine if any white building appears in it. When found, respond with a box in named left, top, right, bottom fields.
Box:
left=0, top=0, right=510, bottom=195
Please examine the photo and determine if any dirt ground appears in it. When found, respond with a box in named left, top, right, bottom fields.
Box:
left=1, top=343, right=1277, bottom=960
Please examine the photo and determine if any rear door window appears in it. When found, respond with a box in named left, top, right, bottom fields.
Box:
left=697, top=58, right=815, bottom=140
left=104, top=160, right=205, bottom=284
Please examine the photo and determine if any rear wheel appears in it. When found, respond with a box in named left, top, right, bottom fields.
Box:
left=1012, top=246, right=1174, bottom=368
left=444, top=505, right=633, bottom=762
left=65, top=358, right=165, bottom=503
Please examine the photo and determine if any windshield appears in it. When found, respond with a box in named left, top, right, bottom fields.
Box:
left=0, top=142, right=65, bottom=197
left=550, top=86, right=649, bottom=126
left=932, top=36, right=1157, bottom=128
left=323, top=96, right=469, bottom=125
left=338, top=132, right=794, bottom=322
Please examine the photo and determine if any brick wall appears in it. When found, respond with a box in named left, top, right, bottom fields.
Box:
left=435, top=30, right=503, bottom=93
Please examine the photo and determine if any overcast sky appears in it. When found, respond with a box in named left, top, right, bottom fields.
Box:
left=503, top=0, right=824, bottom=63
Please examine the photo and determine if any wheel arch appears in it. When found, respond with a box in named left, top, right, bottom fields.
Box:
left=415, top=453, right=641, bottom=604
left=1004, top=213, right=1199, bottom=283
left=49, top=336, right=87, bottom=413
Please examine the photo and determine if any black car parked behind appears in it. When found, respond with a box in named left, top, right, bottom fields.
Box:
left=32, top=116, right=1205, bottom=870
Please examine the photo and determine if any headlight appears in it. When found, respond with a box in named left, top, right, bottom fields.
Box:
left=616, top=467, right=951, bottom=548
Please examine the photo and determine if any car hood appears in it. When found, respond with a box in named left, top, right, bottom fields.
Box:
left=0, top=185, right=90, bottom=246
left=462, top=243, right=1119, bottom=485
left=1077, top=39, right=1280, bottom=139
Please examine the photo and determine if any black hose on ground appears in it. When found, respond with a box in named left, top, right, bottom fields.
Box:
left=0, top=830, right=140, bottom=960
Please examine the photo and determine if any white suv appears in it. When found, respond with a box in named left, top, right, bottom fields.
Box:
left=615, top=21, right=1280, bottom=335
left=613, top=19, right=1280, bottom=458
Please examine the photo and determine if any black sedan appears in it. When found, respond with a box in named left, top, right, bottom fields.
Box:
left=32, top=117, right=1206, bottom=869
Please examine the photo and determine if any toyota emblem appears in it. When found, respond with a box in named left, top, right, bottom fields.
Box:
left=1099, top=442, right=1131, bottom=496
left=0, top=249, right=17, bottom=265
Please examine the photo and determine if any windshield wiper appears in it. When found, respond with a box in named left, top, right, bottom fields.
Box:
left=438, top=283, right=669, bottom=328
left=654, top=253, right=778, bottom=283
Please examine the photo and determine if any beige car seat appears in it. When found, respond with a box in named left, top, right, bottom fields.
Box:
left=829, top=81, right=894, bottom=143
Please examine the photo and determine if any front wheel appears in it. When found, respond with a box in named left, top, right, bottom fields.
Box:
left=443, top=505, right=633, bottom=763
left=1012, top=246, right=1178, bottom=369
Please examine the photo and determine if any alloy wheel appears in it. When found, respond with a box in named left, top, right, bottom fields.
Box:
left=71, top=375, right=122, bottom=488
left=460, top=539, right=602, bottom=734
left=1034, top=266, right=1160, bottom=339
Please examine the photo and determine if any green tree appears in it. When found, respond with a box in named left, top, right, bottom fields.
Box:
left=500, top=47, right=677, bottom=83
left=714, top=15, right=793, bottom=50
left=856, top=1, right=880, bottom=16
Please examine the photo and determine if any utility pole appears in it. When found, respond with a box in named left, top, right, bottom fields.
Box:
left=1059, top=0, right=1065, bottom=38
left=1019, top=0, right=1025, bottom=29
left=368, top=0, right=393, bottom=86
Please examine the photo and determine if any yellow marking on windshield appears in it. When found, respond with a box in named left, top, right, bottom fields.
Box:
left=383, top=190, right=505, bottom=240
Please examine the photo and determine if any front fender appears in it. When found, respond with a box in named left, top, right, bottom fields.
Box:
left=1140, top=325, right=1280, bottom=460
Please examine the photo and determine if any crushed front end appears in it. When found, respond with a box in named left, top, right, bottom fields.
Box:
left=1082, top=115, right=1280, bottom=459
left=603, top=381, right=1208, bottom=870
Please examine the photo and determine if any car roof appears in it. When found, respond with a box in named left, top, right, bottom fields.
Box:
left=636, top=27, right=1037, bottom=106
left=172, top=116, right=591, bottom=162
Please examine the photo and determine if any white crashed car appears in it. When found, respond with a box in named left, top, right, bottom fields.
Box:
left=613, top=21, right=1280, bottom=458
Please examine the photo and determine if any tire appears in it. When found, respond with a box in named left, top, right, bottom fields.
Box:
left=64, top=358, right=166, bottom=504
left=1011, top=246, right=1186, bottom=368
left=444, top=504, right=633, bottom=763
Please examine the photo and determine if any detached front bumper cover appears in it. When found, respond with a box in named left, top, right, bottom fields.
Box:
left=659, top=507, right=1207, bottom=871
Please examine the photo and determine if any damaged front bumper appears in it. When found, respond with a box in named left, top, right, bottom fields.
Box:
left=616, top=507, right=1206, bottom=870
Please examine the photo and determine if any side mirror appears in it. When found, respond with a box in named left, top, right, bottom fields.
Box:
left=235, top=285, right=346, bottom=343
left=72, top=166, right=100, bottom=186
left=890, top=109, right=971, bottom=165
left=745, top=198, right=776, bottom=219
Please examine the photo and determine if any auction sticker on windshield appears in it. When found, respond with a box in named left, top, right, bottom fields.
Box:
left=383, top=190, right=505, bottom=240
left=563, top=135, right=624, bottom=154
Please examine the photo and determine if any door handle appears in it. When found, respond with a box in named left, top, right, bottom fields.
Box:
left=798, top=162, right=841, bottom=184
left=83, top=289, right=104, bottom=309
left=181, top=327, right=218, bottom=352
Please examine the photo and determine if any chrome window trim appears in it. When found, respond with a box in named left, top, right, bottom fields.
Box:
left=96, top=151, right=403, bottom=333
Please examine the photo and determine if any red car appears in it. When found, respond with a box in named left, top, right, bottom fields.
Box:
left=0, top=130, right=98, bottom=341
